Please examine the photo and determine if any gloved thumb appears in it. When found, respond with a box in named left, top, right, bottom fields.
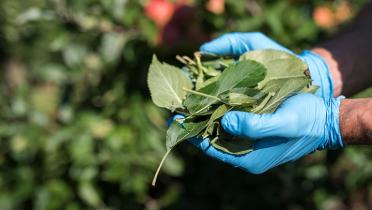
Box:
left=200, top=33, right=250, bottom=56
left=221, top=111, right=291, bottom=139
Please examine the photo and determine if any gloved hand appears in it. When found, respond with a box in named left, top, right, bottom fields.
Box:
left=189, top=93, right=344, bottom=174
left=200, top=32, right=335, bottom=99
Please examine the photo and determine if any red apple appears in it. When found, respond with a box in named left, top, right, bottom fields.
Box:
left=313, top=6, right=337, bottom=29
left=206, top=0, right=225, bottom=14
left=145, top=0, right=175, bottom=27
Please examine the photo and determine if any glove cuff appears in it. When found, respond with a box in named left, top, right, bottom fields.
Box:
left=325, top=96, right=345, bottom=149
left=299, top=50, right=334, bottom=99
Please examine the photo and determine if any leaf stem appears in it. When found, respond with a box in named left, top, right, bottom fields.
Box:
left=152, top=149, right=171, bottom=186
left=183, top=88, right=221, bottom=101
left=176, top=55, right=188, bottom=65
left=194, top=52, right=210, bottom=75
left=183, top=56, right=196, bottom=65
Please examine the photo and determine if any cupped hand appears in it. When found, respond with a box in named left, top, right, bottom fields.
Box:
left=190, top=93, right=344, bottom=174
left=200, top=32, right=335, bottom=99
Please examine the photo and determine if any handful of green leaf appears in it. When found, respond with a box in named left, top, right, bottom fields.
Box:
left=148, top=49, right=318, bottom=186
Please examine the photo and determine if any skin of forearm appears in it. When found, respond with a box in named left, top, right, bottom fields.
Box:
left=339, top=98, right=372, bottom=145
left=312, top=3, right=372, bottom=97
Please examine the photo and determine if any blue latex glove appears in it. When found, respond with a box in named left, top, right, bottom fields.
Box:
left=189, top=93, right=344, bottom=174
left=200, top=32, right=334, bottom=99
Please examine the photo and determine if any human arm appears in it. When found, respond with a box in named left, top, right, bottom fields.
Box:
left=312, top=3, right=372, bottom=97
left=340, top=98, right=372, bottom=145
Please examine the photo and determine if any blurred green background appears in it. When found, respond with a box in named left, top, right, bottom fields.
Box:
left=0, top=0, right=371, bottom=210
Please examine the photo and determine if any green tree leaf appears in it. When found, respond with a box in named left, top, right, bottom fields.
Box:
left=184, top=60, right=267, bottom=115
left=202, top=104, right=231, bottom=138
left=240, top=49, right=295, bottom=63
left=152, top=119, right=208, bottom=186
left=210, top=136, right=253, bottom=155
left=210, top=124, right=253, bottom=155
left=166, top=120, right=209, bottom=150
left=148, top=55, right=193, bottom=111
left=258, top=77, right=311, bottom=113
left=256, top=58, right=308, bottom=89
left=220, top=92, right=257, bottom=106
left=241, top=50, right=311, bottom=114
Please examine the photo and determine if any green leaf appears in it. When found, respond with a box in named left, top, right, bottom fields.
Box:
left=183, top=81, right=221, bottom=116
left=217, top=60, right=266, bottom=90
left=241, top=50, right=308, bottom=88
left=198, top=75, right=220, bottom=90
left=152, top=119, right=208, bottom=186
left=201, top=57, right=234, bottom=70
left=100, top=32, right=127, bottom=64
left=203, top=66, right=221, bottom=77
left=78, top=182, right=101, bottom=207
left=202, top=104, right=231, bottom=138
left=258, top=77, right=311, bottom=114
left=210, top=126, right=253, bottom=155
left=240, top=49, right=295, bottom=63
left=166, top=120, right=209, bottom=150
left=210, top=137, right=253, bottom=155
left=195, top=71, right=205, bottom=90
left=148, top=55, right=193, bottom=111
left=220, top=87, right=261, bottom=97
left=251, top=92, right=275, bottom=113
left=240, top=50, right=311, bottom=114
left=256, top=58, right=308, bottom=89
left=220, top=92, right=257, bottom=106
left=184, top=60, right=266, bottom=115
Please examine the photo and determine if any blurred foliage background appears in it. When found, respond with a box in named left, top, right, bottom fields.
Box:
left=0, top=0, right=372, bottom=210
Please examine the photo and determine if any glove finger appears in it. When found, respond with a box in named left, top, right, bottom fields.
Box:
left=189, top=137, right=250, bottom=166
left=299, top=50, right=334, bottom=99
left=200, top=33, right=250, bottom=56
left=188, top=138, right=210, bottom=151
left=190, top=136, right=318, bottom=174
left=253, top=137, right=289, bottom=149
left=221, top=111, right=296, bottom=139
left=200, top=32, right=292, bottom=56
left=247, top=136, right=321, bottom=173
left=189, top=136, right=295, bottom=174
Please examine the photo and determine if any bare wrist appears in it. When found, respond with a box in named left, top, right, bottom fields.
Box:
left=339, top=98, right=372, bottom=145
